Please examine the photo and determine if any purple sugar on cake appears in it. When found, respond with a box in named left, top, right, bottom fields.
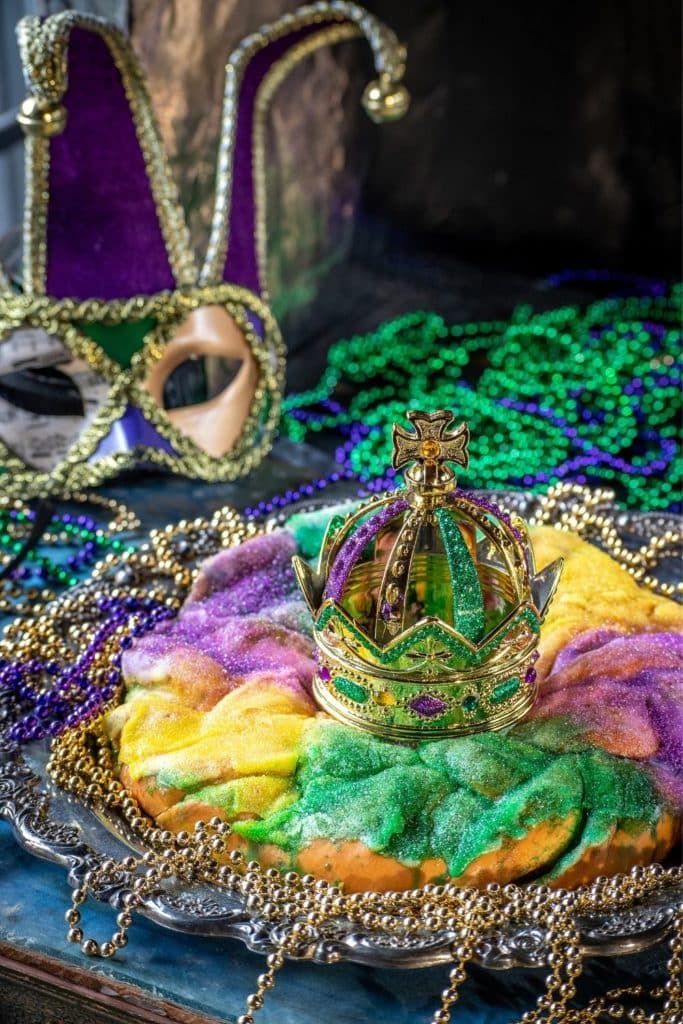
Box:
left=122, top=531, right=316, bottom=707
left=186, top=531, right=300, bottom=612
left=535, top=629, right=683, bottom=807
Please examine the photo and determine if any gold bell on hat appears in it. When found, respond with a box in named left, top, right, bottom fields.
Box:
left=17, top=96, right=67, bottom=137
left=362, top=71, right=410, bottom=122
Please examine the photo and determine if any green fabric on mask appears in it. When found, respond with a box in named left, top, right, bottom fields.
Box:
left=78, top=318, right=156, bottom=368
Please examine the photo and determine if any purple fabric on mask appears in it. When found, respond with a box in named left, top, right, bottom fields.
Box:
left=91, top=404, right=176, bottom=459
left=324, top=499, right=409, bottom=603
left=223, top=25, right=320, bottom=293
left=45, top=27, right=176, bottom=299
left=245, top=309, right=264, bottom=340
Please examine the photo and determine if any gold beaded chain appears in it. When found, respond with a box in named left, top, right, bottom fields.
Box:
left=1, top=487, right=681, bottom=1024
left=0, top=490, right=139, bottom=537
left=530, top=482, right=682, bottom=599
left=0, top=490, right=139, bottom=616
left=64, top=491, right=140, bottom=533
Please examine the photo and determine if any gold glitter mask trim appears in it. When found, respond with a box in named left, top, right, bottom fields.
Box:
left=0, top=285, right=285, bottom=495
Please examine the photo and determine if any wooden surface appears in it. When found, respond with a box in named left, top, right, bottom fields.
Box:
left=0, top=943, right=220, bottom=1024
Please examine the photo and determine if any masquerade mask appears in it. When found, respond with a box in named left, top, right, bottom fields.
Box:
left=0, top=3, right=408, bottom=496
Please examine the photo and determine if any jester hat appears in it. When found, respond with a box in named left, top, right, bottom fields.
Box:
left=0, top=3, right=408, bottom=496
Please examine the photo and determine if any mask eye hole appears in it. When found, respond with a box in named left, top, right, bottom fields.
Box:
left=0, top=366, right=85, bottom=416
left=162, top=355, right=245, bottom=410
left=142, top=306, right=259, bottom=458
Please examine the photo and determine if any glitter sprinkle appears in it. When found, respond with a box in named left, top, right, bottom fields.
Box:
left=410, top=694, right=448, bottom=718
left=334, top=676, right=369, bottom=704
left=434, top=507, right=485, bottom=642
left=323, top=499, right=409, bottom=603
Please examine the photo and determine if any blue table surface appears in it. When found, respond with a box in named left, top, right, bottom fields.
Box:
left=1, top=822, right=669, bottom=1024
left=0, top=455, right=674, bottom=1022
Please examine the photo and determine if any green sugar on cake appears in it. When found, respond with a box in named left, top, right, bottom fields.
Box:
left=285, top=501, right=362, bottom=561
left=298, top=720, right=415, bottom=786
left=239, top=759, right=448, bottom=858
left=171, top=776, right=296, bottom=819
left=418, top=733, right=549, bottom=798
left=235, top=718, right=668, bottom=881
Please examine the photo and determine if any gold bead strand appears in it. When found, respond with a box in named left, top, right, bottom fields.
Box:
left=238, top=923, right=316, bottom=1024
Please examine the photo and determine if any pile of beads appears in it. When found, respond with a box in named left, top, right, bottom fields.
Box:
left=1, top=595, right=174, bottom=744
left=277, top=285, right=681, bottom=513
left=0, top=505, right=253, bottom=744
left=0, top=493, right=138, bottom=616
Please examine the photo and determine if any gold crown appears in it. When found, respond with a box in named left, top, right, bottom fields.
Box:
left=293, top=410, right=563, bottom=741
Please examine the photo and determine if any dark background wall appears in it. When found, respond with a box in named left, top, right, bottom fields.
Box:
left=1, top=1, right=680, bottom=275
left=359, top=0, right=681, bottom=276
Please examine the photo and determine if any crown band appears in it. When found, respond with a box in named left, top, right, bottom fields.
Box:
left=314, top=644, right=540, bottom=741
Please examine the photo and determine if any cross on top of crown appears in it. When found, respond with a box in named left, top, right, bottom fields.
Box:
left=392, top=410, right=469, bottom=493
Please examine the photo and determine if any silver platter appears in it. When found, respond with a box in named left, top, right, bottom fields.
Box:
left=0, top=489, right=681, bottom=970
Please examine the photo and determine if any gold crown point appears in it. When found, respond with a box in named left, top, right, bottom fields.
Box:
left=392, top=409, right=470, bottom=499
